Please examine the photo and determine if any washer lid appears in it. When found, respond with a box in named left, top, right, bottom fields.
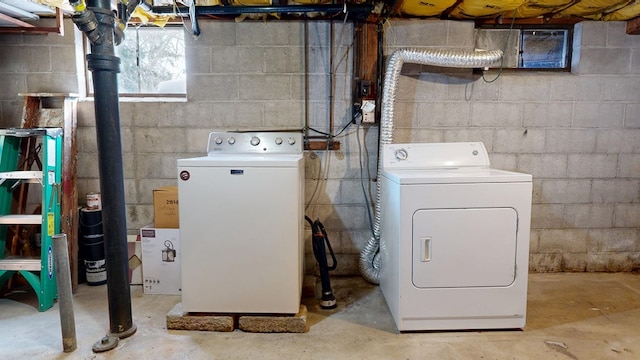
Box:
left=381, top=167, right=532, bottom=184
left=178, top=154, right=303, bottom=167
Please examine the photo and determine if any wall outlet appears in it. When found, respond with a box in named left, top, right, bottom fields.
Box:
left=361, top=100, right=376, bottom=124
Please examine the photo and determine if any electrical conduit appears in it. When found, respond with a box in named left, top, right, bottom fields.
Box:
left=359, top=48, right=503, bottom=284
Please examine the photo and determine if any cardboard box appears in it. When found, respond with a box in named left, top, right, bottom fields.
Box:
left=153, top=186, right=179, bottom=228
left=140, top=226, right=181, bottom=295
left=128, top=235, right=142, bottom=285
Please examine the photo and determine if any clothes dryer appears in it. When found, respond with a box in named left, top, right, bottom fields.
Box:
left=379, top=142, right=532, bottom=331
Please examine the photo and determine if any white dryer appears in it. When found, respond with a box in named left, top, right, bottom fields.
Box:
left=379, top=142, right=532, bottom=331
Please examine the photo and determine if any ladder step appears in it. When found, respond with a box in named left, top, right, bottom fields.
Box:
left=0, top=214, right=41, bottom=224
left=0, top=257, right=41, bottom=271
left=0, top=171, right=42, bottom=180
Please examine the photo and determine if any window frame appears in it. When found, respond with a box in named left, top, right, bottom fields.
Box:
left=82, top=24, right=187, bottom=100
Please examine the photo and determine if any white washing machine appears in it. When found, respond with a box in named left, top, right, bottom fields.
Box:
left=379, top=142, right=532, bottom=331
left=177, top=131, right=304, bottom=314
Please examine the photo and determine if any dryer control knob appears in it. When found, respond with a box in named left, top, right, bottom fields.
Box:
left=287, top=137, right=296, bottom=145
left=395, top=149, right=408, bottom=161
left=228, top=137, right=236, bottom=145
left=275, top=137, right=283, bottom=145
left=214, top=137, right=223, bottom=145
left=250, top=136, right=260, bottom=146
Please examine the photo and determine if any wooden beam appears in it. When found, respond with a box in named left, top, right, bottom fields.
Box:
left=0, top=13, right=35, bottom=28
left=0, top=7, right=63, bottom=35
left=627, top=16, right=640, bottom=35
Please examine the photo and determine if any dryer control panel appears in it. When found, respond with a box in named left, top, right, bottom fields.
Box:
left=207, top=131, right=303, bottom=155
left=382, top=142, right=490, bottom=170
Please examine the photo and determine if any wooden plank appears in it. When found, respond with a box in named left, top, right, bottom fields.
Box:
left=627, top=17, right=640, bottom=35
left=0, top=13, right=35, bottom=28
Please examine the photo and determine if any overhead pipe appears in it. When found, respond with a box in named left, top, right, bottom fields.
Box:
left=152, top=3, right=373, bottom=18
left=70, top=0, right=136, bottom=351
left=359, top=48, right=503, bottom=284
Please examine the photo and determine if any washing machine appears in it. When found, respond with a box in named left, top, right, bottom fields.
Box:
left=379, top=142, right=532, bottom=331
left=177, top=131, right=304, bottom=314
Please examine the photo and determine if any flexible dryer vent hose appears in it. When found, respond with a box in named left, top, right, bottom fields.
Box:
left=359, top=48, right=503, bottom=284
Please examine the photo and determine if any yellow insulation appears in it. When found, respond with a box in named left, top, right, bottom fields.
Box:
left=601, top=1, right=640, bottom=20
left=449, top=0, right=526, bottom=18
left=557, top=0, right=630, bottom=17
left=399, top=0, right=457, bottom=17
left=502, top=0, right=574, bottom=18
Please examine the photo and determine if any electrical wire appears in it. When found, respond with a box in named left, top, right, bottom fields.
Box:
left=482, top=12, right=518, bottom=83
left=357, top=124, right=376, bottom=238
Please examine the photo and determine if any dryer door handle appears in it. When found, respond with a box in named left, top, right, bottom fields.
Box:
left=421, top=237, right=432, bottom=262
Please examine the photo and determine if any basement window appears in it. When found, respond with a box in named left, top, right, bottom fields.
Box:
left=475, top=27, right=571, bottom=71
left=86, top=25, right=186, bottom=98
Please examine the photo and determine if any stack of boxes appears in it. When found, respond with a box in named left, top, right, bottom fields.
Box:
left=140, top=186, right=181, bottom=295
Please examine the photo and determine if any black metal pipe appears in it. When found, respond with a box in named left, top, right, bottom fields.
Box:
left=84, top=0, right=136, bottom=339
left=152, top=4, right=373, bottom=17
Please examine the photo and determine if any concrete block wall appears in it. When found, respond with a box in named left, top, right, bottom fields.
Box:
left=386, top=19, right=640, bottom=272
left=1, top=18, right=639, bottom=275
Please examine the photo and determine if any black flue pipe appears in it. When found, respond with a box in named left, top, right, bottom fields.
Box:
left=84, top=0, right=136, bottom=339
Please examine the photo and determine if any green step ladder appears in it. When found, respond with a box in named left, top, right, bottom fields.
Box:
left=0, top=128, right=62, bottom=312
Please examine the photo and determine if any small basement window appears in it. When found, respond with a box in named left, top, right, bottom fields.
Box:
left=475, top=27, right=572, bottom=71
left=85, top=25, right=186, bottom=97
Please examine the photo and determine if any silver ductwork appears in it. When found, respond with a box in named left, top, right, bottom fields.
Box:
left=359, top=48, right=503, bottom=284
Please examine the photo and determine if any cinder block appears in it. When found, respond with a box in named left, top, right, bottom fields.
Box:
left=618, top=154, right=640, bottom=178
left=539, top=179, right=591, bottom=204
left=388, top=20, right=448, bottom=48
left=531, top=204, right=564, bottom=229
left=573, top=48, right=631, bottom=75
left=212, top=47, right=264, bottom=73
left=494, top=129, right=545, bottom=153
left=238, top=305, right=308, bottom=333
left=518, top=154, right=567, bottom=178
left=545, top=129, right=596, bottom=154
left=567, top=154, right=618, bottom=178
left=574, top=21, right=607, bottom=47
left=538, top=229, right=589, bottom=253
left=591, top=179, right=640, bottom=203
left=471, top=102, right=522, bottom=127
left=574, top=102, right=624, bottom=128
left=624, top=104, right=640, bottom=128
left=603, top=77, right=640, bottom=101
left=416, top=102, right=469, bottom=127
left=614, top=203, right=640, bottom=227
left=595, top=129, right=640, bottom=153
left=166, top=303, right=235, bottom=332
left=563, top=204, right=614, bottom=228
left=587, top=228, right=638, bottom=252
left=523, top=102, right=572, bottom=128
left=500, top=75, right=551, bottom=101
left=529, top=253, right=562, bottom=272
left=264, top=48, right=302, bottom=74
left=239, top=75, right=290, bottom=101
left=549, top=77, right=603, bottom=101
left=187, top=74, right=238, bottom=101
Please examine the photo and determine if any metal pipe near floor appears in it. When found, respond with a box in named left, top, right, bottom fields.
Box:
left=71, top=0, right=136, bottom=349
left=53, top=234, right=76, bottom=353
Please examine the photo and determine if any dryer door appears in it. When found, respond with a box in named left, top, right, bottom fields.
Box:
left=412, top=207, right=518, bottom=288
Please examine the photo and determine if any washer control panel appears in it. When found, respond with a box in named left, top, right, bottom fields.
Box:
left=207, top=131, right=303, bottom=155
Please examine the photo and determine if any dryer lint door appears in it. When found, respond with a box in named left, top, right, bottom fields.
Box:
left=412, top=208, right=518, bottom=288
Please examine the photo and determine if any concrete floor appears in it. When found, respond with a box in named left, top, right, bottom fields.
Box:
left=1, top=273, right=640, bottom=359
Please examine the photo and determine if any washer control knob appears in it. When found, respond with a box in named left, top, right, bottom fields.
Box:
left=287, top=137, right=296, bottom=145
left=275, top=137, right=283, bottom=145
left=214, top=137, right=223, bottom=145
left=395, top=149, right=408, bottom=161
left=250, top=136, right=260, bottom=146
left=228, top=137, right=236, bottom=145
